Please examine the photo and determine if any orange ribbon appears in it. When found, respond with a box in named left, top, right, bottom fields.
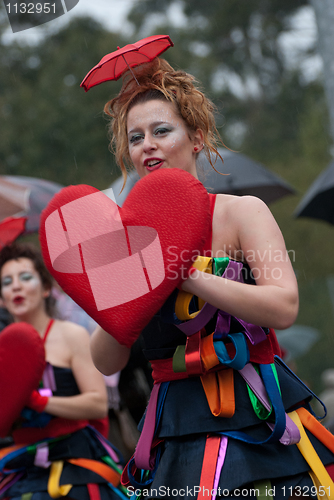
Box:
left=67, top=458, right=120, bottom=487
left=201, top=369, right=235, bottom=418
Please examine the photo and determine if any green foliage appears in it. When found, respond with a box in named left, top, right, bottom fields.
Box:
left=0, top=16, right=127, bottom=188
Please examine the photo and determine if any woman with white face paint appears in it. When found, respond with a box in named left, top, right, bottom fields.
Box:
left=0, top=242, right=128, bottom=500
left=87, top=56, right=334, bottom=500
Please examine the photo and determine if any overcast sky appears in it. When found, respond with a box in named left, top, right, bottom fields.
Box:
left=2, top=0, right=137, bottom=44
left=2, top=1, right=321, bottom=84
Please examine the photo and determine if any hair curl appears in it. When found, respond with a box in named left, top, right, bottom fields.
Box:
left=104, top=58, right=224, bottom=189
left=0, top=242, right=55, bottom=317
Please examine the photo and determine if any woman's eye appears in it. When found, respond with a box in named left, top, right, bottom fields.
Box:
left=20, top=272, right=33, bottom=281
left=129, top=134, right=143, bottom=144
left=1, top=277, right=12, bottom=287
left=154, top=127, right=170, bottom=136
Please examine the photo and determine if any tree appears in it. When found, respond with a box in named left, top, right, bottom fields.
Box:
left=0, top=16, right=129, bottom=188
left=310, top=0, right=334, bottom=149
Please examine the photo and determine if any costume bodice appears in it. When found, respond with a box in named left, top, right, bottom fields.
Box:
left=51, top=365, right=80, bottom=397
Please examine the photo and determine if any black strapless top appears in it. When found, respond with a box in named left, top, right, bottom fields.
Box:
left=49, top=365, right=80, bottom=397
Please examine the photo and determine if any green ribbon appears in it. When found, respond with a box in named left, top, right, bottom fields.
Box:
left=21, top=493, right=33, bottom=500
left=101, top=455, right=122, bottom=475
left=213, top=257, right=230, bottom=277
left=172, top=345, right=186, bottom=373
left=253, top=480, right=272, bottom=498
left=246, top=363, right=281, bottom=421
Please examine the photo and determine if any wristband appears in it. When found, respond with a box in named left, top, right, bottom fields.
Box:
left=27, top=389, right=49, bottom=413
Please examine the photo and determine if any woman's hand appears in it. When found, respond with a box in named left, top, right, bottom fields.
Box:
left=181, top=195, right=299, bottom=330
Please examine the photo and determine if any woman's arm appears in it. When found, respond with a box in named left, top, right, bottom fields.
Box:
left=44, top=323, right=109, bottom=420
left=182, top=195, right=299, bottom=330
left=90, top=326, right=131, bottom=376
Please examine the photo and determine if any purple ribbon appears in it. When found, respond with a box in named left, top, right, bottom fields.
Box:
left=42, top=363, right=57, bottom=392
left=215, top=310, right=266, bottom=345
left=95, top=433, right=120, bottom=463
left=38, top=388, right=52, bottom=398
left=212, top=437, right=228, bottom=500
left=176, top=260, right=267, bottom=345
left=0, top=472, right=24, bottom=496
left=239, top=363, right=300, bottom=445
left=34, top=443, right=51, bottom=468
left=134, top=383, right=161, bottom=470
left=176, top=302, right=218, bottom=337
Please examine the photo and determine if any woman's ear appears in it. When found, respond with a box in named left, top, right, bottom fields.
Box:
left=42, top=288, right=51, bottom=299
left=193, top=129, right=204, bottom=153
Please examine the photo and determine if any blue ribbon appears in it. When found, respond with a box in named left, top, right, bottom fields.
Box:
left=214, top=332, right=250, bottom=370
left=221, top=363, right=286, bottom=444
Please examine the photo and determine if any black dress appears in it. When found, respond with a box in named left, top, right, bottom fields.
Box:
left=131, top=301, right=334, bottom=500
left=122, top=195, right=334, bottom=499
left=0, top=366, right=128, bottom=500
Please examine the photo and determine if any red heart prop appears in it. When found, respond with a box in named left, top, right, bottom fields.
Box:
left=40, top=168, right=210, bottom=347
left=0, top=323, right=46, bottom=438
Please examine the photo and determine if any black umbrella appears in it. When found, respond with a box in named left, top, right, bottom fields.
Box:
left=197, top=148, right=295, bottom=203
left=294, top=160, right=334, bottom=225
left=109, top=148, right=295, bottom=206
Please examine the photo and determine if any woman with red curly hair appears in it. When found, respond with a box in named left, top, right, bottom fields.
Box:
left=86, top=57, right=334, bottom=499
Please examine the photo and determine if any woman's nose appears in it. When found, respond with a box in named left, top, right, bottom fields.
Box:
left=142, top=134, right=157, bottom=152
left=12, top=277, right=22, bottom=290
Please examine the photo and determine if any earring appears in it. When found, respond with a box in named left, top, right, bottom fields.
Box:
left=194, top=147, right=199, bottom=152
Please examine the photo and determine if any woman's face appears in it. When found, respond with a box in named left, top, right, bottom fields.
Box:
left=0, top=258, right=49, bottom=320
left=127, top=99, right=203, bottom=178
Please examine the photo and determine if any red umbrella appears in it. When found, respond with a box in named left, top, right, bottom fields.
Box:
left=80, top=34, right=174, bottom=91
left=0, top=216, right=27, bottom=249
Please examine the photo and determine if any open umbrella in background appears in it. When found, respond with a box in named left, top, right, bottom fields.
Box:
left=0, top=176, right=63, bottom=234
left=294, top=160, right=334, bottom=225
left=81, top=35, right=174, bottom=91
left=109, top=148, right=296, bottom=206
left=0, top=216, right=27, bottom=250
left=198, top=149, right=295, bottom=203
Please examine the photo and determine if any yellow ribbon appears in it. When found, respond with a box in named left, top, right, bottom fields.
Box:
left=47, top=461, right=73, bottom=498
left=175, top=256, right=212, bottom=321
left=288, top=411, right=334, bottom=500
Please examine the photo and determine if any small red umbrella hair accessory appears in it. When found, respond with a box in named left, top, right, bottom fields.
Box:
left=80, top=34, right=174, bottom=91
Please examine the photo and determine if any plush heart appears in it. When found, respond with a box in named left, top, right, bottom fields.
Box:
left=40, top=169, right=210, bottom=348
left=0, top=323, right=46, bottom=438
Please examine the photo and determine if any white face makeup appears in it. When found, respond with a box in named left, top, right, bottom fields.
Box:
left=127, top=99, right=201, bottom=179
left=1, top=258, right=48, bottom=320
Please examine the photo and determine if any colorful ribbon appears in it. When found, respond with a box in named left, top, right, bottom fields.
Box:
left=289, top=410, right=334, bottom=500
left=47, top=461, right=72, bottom=498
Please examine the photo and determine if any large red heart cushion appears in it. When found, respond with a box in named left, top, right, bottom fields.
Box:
left=0, top=323, right=46, bottom=438
left=40, top=168, right=210, bottom=348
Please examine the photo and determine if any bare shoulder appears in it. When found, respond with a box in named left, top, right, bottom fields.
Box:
left=53, top=320, right=90, bottom=348
left=214, top=194, right=270, bottom=222
left=212, top=195, right=277, bottom=257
